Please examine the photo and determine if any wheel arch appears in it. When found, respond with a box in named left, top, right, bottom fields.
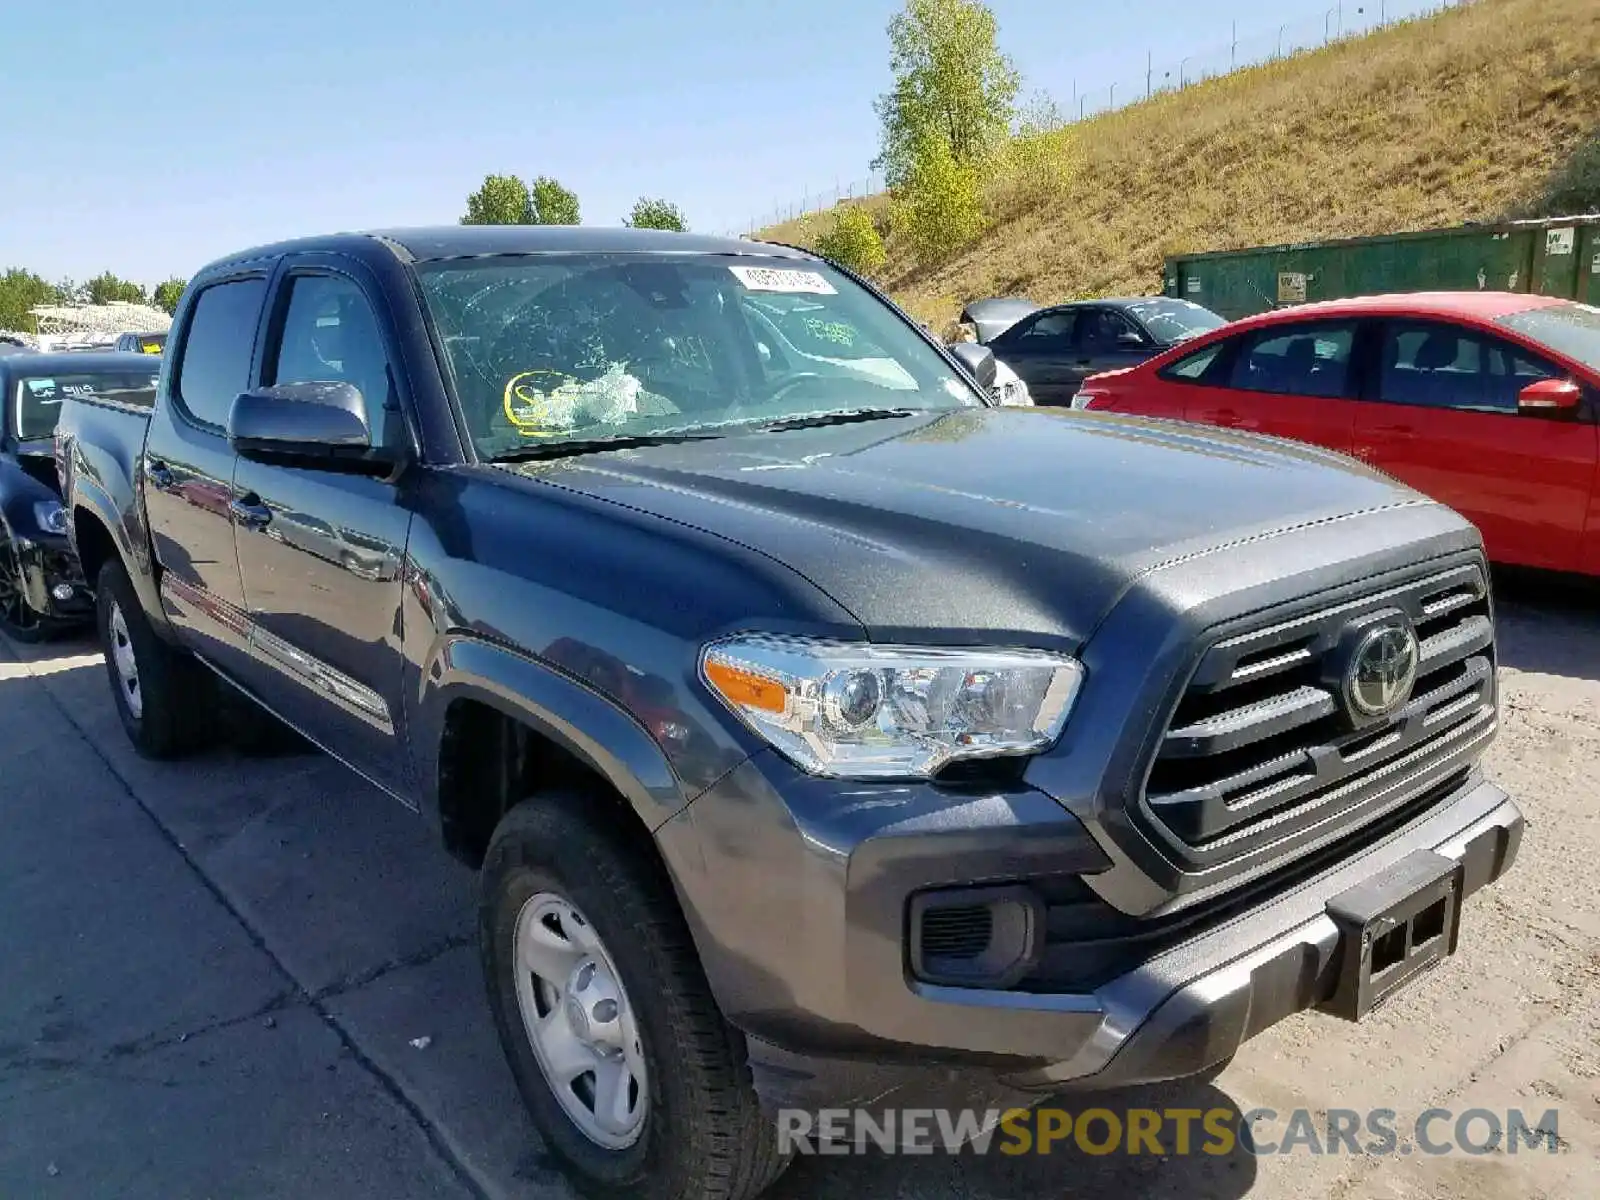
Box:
left=418, top=634, right=689, bottom=869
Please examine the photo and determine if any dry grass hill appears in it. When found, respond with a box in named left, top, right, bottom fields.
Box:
left=760, top=0, right=1600, bottom=331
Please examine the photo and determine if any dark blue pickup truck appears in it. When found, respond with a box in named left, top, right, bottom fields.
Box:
left=56, top=226, right=1523, bottom=1200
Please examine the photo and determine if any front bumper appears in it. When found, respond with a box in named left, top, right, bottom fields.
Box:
left=660, top=756, right=1521, bottom=1110
left=15, top=534, right=93, bottom=621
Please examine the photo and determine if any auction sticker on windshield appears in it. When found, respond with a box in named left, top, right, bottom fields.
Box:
left=729, top=266, right=837, bottom=295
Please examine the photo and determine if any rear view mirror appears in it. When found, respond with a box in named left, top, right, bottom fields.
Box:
left=228, top=382, right=373, bottom=461
left=949, top=341, right=997, bottom=390
left=1517, top=378, right=1582, bottom=413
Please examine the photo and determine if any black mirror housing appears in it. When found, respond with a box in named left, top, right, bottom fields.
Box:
left=949, top=341, right=998, bottom=390
left=228, top=382, right=375, bottom=462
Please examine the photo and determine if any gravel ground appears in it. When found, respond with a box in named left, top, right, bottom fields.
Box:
left=0, top=572, right=1595, bottom=1199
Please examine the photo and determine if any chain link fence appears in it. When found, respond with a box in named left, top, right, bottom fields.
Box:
left=722, top=0, right=1471, bottom=239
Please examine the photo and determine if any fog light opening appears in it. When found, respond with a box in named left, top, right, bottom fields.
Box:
left=51, top=583, right=76, bottom=603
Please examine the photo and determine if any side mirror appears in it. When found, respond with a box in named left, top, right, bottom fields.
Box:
left=228, top=382, right=373, bottom=461
left=1517, top=378, right=1582, bottom=413
left=949, top=341, right=998, bottom=390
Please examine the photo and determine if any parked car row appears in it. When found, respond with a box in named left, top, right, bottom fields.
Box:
left=30, top=224, right=1524, bottom=1200
left=0, top=351, right=159, bottom=640
left=1074, top=292, right=1600, bottom=578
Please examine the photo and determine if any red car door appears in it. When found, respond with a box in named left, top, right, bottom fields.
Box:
left=1348, top=319, right=1599, bottom=571
left=1187, top=320, right=1361, bottom=454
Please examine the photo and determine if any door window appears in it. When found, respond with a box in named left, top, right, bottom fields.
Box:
left=1377, top=322, right=1564, bottom=415
left=173, top=277, right=268, bottom=428
left=1008, top=310, right=1077, bottom=350
left=1077, top=308, right=1148, bottom=352
left=1228, top=324, right=1355, bottom=398
left=267, top=274, right=392, bottom=419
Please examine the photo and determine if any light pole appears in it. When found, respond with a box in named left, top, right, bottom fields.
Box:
left=1231, top=21, right=1238, bottom=69
left=1180, top=55, right=1194, bottom=87
left=1146, top=51, right=1152, bottom=99
left=1109, top=82, right=1116, bottom=108
left=1277, top=23, right=1290, bottom=56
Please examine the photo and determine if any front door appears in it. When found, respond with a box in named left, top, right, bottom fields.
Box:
left=1349, top=319, right=1598, bottom=571
left=231, top=263, right=417, bottom=797
left=143, top=274, right=267, bottom=675
left=1074, top=307, right=1157, bottom=381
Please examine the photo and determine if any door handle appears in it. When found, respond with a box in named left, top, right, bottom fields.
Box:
left=1370, top=424, right=1417, bottom=438
left=1213, top=409, right=1244, bottom=427
left=146, top=460, right=176, bottom=490
left=229, top=495, right=273, bottom=530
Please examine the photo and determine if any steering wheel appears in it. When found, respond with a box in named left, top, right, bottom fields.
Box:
left=765, top=372, right=829, bottom=406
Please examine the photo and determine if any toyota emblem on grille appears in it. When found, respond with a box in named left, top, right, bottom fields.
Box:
left=1344, top=622, right=1420, bottom=718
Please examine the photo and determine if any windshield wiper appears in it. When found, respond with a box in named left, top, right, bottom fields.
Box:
left=757, top=407, right=926, bottom=433
left=486, top=431, right=723, bottom=463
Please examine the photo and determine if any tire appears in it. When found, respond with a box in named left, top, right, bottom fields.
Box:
left=0, top=529, right=63, bottom=644
left=481, top=795, right=789, bottom=1200
left=96, top=559, right=217, bottom=759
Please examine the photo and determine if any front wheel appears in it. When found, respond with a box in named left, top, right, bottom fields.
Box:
left=96, top=560, right=217, bottom=759
left=0, top=530, right=60, bottom=644
left=481, top=795, right=789, bottom=1200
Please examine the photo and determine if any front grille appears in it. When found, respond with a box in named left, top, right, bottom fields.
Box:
left=1142, top=559, right=1495, bottom=864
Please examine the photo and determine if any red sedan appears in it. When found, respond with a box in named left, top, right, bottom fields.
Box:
left=1075, top=292, right=1600, bottom=576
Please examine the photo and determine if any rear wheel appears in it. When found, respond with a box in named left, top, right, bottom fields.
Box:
left=96, top=560, right=216, bottom=758
left=0, top=531, right=60, bottom=644
left=481, top=795, right=789, bottom=1200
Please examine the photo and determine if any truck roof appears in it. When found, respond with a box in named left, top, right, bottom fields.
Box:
left=204, top=226, right=812, bottom=271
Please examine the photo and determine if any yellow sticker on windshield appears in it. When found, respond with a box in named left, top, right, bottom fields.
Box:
left=503, top=370, right=577, bottom=436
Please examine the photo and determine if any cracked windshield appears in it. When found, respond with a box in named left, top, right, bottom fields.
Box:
left=416, top=254, right=983, bottom=458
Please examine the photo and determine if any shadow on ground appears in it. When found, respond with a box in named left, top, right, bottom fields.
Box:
left=1490, top=567, right=1600, bottom=683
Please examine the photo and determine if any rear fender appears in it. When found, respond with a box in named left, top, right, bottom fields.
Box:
left=68, top=475, right=168, bottom=636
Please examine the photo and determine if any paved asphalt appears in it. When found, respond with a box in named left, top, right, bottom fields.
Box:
left=1, top=578, right=1596, bottom=1199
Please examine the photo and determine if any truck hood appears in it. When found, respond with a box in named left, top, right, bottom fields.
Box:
left=503, top=407, right=1430, bottom=646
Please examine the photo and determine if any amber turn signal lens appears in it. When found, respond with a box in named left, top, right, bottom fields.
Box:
left=704, top=659, right=788, bottom=714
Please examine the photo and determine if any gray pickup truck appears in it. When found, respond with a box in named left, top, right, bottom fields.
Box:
left=56, top=226, right=1523, bottom=1200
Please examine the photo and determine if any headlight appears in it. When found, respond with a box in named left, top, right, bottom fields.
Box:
left=33, top=500, right=68, bottom=536
left=700, top=635, right=1083, bottom=779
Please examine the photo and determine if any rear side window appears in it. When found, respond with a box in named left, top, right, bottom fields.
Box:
left=1228, top=324, right=1355, bottom=398
left=1009, top=310, right=1076, bottom=349
left=1157, top=341, right=1225, bottom=383
left=174, top=277, right=267, bottom=428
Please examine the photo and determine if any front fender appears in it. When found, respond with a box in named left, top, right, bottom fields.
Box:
left=0, top=457, right=59, bottom=540
left=412, top=633, right=693, bottom=835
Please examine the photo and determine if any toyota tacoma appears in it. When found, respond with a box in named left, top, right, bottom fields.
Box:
left=56, top=227, right=1523, bottom=1200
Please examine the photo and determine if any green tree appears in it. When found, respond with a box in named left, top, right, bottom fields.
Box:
left=623, top=197, right=688, bottom=232
left=461, top=173, right=533, bottom=225
left=0, top=268, right=61, bottom=333
left=530, top=175, right=581, bottom=225
left=873, top=0, right=1020, bottom=187
left=814, top=205, right=888, bottom=277
left=86, top=271, right=147, bottom=305
left=152, top=277, right=188, bottom=315
left=889, top=130, right=986, bottom=260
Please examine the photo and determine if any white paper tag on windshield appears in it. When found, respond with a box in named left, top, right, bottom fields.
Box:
left=729, top=265, right=837, bottom=294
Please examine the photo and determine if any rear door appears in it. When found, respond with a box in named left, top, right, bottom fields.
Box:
left=987, top=309, right=1080, bottom=405
left=1349, top=319, right=1598, bottom=570
left=142, top=274, right=267, bottom=676
left=1188, top=319, right=1361, bottom=453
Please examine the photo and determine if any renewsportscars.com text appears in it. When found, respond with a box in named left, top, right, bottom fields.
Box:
left=777, top=1106, right=1562, bottom=1158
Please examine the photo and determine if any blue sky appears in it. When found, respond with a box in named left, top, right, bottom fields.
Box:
left=0, top=0, right=1448, bottom=286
